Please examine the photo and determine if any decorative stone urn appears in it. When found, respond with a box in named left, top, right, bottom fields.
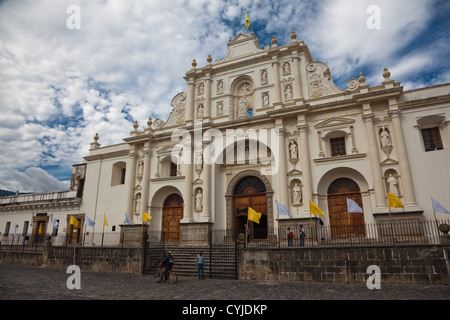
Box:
left=439, top=223, right=450, bottom=244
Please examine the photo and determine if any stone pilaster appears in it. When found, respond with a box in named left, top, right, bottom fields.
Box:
left=362, top=113, right=388, bottom=212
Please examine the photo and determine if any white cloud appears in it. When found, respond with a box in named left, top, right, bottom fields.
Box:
left=305, top=0, right=437, bottom=85
left=10, top=167, right=68, bottom=193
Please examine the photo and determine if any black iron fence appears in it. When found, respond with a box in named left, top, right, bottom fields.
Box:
left=240, top=219, right=450, bottom=248
left=1, top=219, right=448, bottom=252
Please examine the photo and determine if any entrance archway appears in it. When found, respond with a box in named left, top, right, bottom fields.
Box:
left=162, top=194, right=184, bottom=242
left=233, top=176, right=268, bottom=239
left=327, top=178, right=365, bottom=237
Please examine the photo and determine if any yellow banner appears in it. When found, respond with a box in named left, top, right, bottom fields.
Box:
left=248, top=207, right=261, bottom=224
left=69, top=215, right=79, bottom=227
left=309, top=201, right=325, bottom=216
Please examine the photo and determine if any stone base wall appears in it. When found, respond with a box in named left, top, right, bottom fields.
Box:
left=180, top=223, right=212, bottom=246
left=239, top=245, right=450, bottom=285
left=43, top=247, right=144, bottom=274
left=0, top=251, right=42, bottom=266
left=1, top=246, right=144, bottom=275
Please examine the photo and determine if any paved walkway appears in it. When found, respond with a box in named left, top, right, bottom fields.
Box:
left=0, top=263, right=448, bottom=301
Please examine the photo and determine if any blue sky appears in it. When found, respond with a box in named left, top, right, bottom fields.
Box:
left=0, top=0, right=449, bottom=192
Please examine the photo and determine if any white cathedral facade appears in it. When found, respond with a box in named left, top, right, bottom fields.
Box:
left=1, top=31, right=450, bottom=246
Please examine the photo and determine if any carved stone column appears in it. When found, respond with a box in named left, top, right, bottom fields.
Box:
left=362, top=113, right=388, bottom=211
left=125, top=146, right=137, bottom=222
left=181, top=137, right=193, bottom=223
left=291, top=51, right=303, bottom=100
left=204, top=74, right=211, bottom=122
left=272, top=57, right=282, bottom=106
left=185, top=77, right=195, bottom=125
left=389, top=109, right=418, bottom=209
left=200, top=161, right=211, bottom=222
left=141, top=141, right=151, bottom=215
left=276, top=124, right=289, bottom=212
left=297, top=122, right=313, bottom=213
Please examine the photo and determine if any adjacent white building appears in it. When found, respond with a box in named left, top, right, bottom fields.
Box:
left=1, top=31, right=449, bottom=246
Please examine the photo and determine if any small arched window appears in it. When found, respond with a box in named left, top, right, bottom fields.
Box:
left=111, top=161, right=126, bottom=186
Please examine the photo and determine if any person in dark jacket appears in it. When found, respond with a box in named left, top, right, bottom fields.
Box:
left=162, top=251, right=174, bottom=281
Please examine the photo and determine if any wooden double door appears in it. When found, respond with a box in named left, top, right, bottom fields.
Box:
left=162, top=194, right=184, bottom=242
left=233, top=176, right=268, bottom=239
left=327, top=178, right=365, bottom=237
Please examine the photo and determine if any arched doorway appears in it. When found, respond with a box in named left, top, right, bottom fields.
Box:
left=327, top=178, right=365, bottom=237
left=233, top=176, right=268, bottom=239
left=162, top=194, right=184, bottom=242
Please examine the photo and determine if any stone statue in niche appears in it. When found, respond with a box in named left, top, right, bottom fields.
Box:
left=262, top=92, right=269, bottom=106
left=387, top=174, right=399, bottom=195
left=260, top=69, right=268, bottom=84
left=238, top=96, right=248, bottom=117
left=289, top=140, right=298, bottom=159
left=379, top=127, right=392, bottom=147
left=217, top=80, right=223, bottom=94
left=283, top=62, right=291, bottom=75
left=137, top=161, right=143, bottom=178
left=284, top=85, right=293, bottom=100
left=195, top=189, right=203, bottom=211
left=217, top=101, right=223, bottom=115
left=240, top=83, right=250, bottom=95
left=197, top=104, right=204, bottom=119
left=135, top=194, right=141, bottom=215
left=292, top=183, right=302, bottom=204
left=198, top=83, right=204, bottom=95
left=195, top=152, right=203, bottom=169
left=234, top=80, right=254, bottom=119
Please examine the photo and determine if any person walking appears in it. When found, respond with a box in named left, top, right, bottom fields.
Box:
left=196, top=251, right=205, bottom=280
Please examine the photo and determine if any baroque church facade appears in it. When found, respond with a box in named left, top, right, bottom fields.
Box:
left=1, top=31, right=450, bottom=245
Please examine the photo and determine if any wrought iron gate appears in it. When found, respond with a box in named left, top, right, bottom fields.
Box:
left=209, top=230, right=238, bottom=279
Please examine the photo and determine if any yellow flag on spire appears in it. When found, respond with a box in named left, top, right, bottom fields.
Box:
left=103, top=213, right=109, bottom=226
left=245, top=8, right=250, bottom=30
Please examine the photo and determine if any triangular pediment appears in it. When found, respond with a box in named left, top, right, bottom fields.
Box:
left=156, top=143, right=178, bottom=155
left=229, top=32, right=254, bottom=44
left=380, top=157, right=399, bottom=166
left=314, top=117, right=355, bottom=129
left=288, top=169, right=303, bottom=176
left=219, top=32, right=263, bottom=63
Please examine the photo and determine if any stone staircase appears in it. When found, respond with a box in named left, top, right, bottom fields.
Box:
left=145, top=245, right=237, bottom=279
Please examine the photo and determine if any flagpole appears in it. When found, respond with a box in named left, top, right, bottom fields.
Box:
left=244, top=8, right=247, bottom=34
left=102, top=213, right=107, bottom=247
left=309, top=208, right=312, bottom=233
left=346, top=198, right=351, bottom=238
left=246, top=213, right=249, bottom=247
left=83, top=224, right=86, bottom=247
left=122, top=217, right=126, bottom=248
left=244, top=8, right=250, bottom=34
left=431, top=200, right=440, bottom=243
left=276, top=200, right=279, bottom=227
left=101, top=217, right=105, bottom=247
left=141, top=210, right=145, bottom=247
left=430, top=199, right=440, bottom=233
left=388, top=198, right=394, bottom=244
